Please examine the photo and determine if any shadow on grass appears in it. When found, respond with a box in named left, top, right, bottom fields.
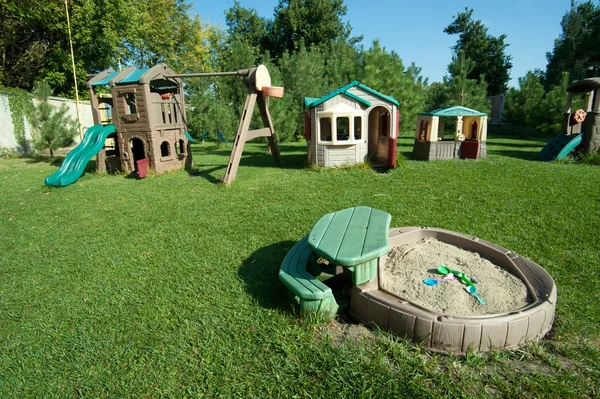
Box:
left=186, top=164, right=227, bottom=184
left=237, top=240, right=298, bottom=312
left=25, top=155, right=65, bottom=166
left=486, top=149, right=542, bottom=161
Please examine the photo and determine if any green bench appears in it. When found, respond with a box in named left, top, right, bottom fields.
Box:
left=278, top=235, right=339, bottom=317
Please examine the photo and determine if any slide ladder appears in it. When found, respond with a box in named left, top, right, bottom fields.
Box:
left=45, top=124, right=116, bottom=187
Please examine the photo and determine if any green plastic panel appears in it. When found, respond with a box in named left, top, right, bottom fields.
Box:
left=45, top=124, right=116, bottom=187
left=91, top=71, right=119, bottom=87
left=308, top=206, right=391, bottom=267
left=539, top=133, right=582, bottom=161
left=279, top=236, right=339, bottom=318
left=116, top=68, right=150, bottom=85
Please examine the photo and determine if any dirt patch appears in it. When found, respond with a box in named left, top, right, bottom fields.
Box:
left=380, top=237, right=531, bottom=316
left=317, top=319, right=374, bottom=347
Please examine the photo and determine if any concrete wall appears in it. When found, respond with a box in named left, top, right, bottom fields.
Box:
left=0, top=94, right=94, bottom=150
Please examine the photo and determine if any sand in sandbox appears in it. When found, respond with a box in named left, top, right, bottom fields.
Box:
left=380, top=237, right=531, bottom=316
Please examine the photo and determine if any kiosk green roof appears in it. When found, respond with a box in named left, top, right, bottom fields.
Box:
left=418, top=106, right=487, bottom=117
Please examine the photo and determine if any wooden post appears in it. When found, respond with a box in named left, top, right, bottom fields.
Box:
left=221, top=88, right=281, bottom=185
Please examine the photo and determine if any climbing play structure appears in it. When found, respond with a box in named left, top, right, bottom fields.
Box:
left=540, top=77, right=600, bottom=161
left=45, top=63, right=283, bottom=186
left=304, top=82, right=399, bottom=168
left=279, top=206, right=557, bottom=354
left=412, top=106, right=488, bottom=161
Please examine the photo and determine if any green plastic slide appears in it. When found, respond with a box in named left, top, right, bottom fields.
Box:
left=45, top=124, right=116, bottom=187
left=539, top=133, right=583, bottom=161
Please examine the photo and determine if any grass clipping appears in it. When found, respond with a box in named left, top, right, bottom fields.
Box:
left=380, top=237, right=531, bottom=316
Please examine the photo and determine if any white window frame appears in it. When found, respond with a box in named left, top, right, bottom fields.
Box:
left=317, top=111, right=364, bottom=145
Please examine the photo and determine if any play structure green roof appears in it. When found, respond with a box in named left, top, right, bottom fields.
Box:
left=419, top=106, right=487, bottom=117
left=91, top=71, right=119, bottom=87
left=89, top=64, right=179, bottom=88
left=116, top=68, right=150, bottom=85
left=304, top=81, right=399, bottom=108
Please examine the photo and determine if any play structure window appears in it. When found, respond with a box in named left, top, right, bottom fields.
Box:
left=471, top=121, right=478, bottom=139
left=419, top=120, right=429, bottom=140
left=161, top=103, right=173, bottom=124
left=124, top=93, right=137, bottom=114
left=354, top=116, right=362, bottom=140
left=99, top=102, right=113, bottom=124
left=177, top=139, right=185, bottom=156
left=336, top=117, right=350, bottom=141
left=160, top=141, right=171, bottom=157
left=320, top=117, right=332, bottom=142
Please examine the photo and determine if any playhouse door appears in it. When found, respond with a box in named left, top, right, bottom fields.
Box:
left=130, top=137, right=147, bottom=175
left=367, top=106, right=390, bottom=166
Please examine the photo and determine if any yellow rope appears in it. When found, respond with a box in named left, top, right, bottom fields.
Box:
left=64, top=0, right=83, bottom=140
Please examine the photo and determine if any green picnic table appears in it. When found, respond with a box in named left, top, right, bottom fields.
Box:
left=307, top=206, right=392, bottom=285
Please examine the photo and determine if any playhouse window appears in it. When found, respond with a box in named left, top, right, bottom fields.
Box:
left=320, top=117, right=332, bottom=142
left=336, top=117, right=350, bottom=141
left=124, top=93, right=137, bottom=115
left=354, top=116, right=362, bottom=140
left=160, top=141, right=171, bottom=157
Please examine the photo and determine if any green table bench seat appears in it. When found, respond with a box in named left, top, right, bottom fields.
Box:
left=278, top=235, right=339, bottom=317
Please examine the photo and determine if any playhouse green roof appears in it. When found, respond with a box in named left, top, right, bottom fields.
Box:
left=419, top=106, right=487, bottom=117
left=116, top=68, right=151, bottom=85
left=304, top=81, right=400, bottom=108
left=91, top=71, right=119, bottom=87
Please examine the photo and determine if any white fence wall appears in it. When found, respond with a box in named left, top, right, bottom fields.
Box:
left=0, top=94, right=94, bottom=149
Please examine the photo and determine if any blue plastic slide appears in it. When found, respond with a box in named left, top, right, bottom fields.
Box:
left=45, top=124, right=116, bottom=187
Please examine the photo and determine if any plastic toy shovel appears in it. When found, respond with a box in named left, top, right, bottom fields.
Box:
left=464, top=286, right=485, bottom=304
left=437, top=265, right=474, bottom=286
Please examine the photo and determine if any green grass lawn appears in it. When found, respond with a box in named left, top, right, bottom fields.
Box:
left=1, top=135, right=599, bottom=398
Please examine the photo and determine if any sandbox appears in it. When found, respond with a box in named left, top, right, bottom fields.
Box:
left=349, top=227, right=557, bottom=355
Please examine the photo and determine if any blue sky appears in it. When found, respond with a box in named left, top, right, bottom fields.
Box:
left=190, top=0, right=571, bottom=88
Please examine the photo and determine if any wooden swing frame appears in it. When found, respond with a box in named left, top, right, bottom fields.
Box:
left=166, top=65, right=283, bottom=185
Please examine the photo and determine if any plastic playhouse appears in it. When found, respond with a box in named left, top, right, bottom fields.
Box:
left=46, top=63, right=191, bottom=186
left=45, top=64, right=284, bottom=187
left=540, top=77, right=600, bottom=161
left=279, top=206, right=556, bottom=354
left=304, top=82, right=399, bottom=168
left=412, top=106, right=488, bottom=161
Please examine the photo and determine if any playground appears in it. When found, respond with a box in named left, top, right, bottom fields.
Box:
left=1, top=135, right=599, bottom=397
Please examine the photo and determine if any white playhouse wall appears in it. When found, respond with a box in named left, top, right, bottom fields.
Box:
left=309, top=87, right=397, bottom=168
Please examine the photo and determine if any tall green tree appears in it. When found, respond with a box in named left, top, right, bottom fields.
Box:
left=267, top=0, right=361, bottom=59
left=277, top=40, right=327, bottom=140
left=545, top=0, right=600, bottom=87
left=362, top=40, right=427, bottom=133
left=444, top=7, right=512, bottom=95
left=224, top=1, right=268, bottom=62
left=0, top=0, right=216, bottom=95
left=503, top=71, right=546, bottom=128
left=427, top=51, right=489, bottom=113
left=324, top=39, right=363, bottom=88
left=30, top=80, right=78, bottom=158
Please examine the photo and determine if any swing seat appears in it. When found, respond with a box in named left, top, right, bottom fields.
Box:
left=185, top=131, right=208, bottom=144
left=217, top=132, right=229, bottom=143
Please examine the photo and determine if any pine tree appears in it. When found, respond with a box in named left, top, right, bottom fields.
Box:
left=444, top=51, right=490, bottom=112
left=503, top=71, right=546, bottom=128
left=30, top=80, right=78, bottom=158
left=362, top=40, right=427, bottom=133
